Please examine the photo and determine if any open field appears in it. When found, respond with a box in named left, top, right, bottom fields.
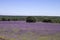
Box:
left=0, top=21, right=60, bottom=40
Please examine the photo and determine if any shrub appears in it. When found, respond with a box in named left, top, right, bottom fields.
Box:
left=12, top=18, right=17, bottom=21
left=26, top=16, right=36, bottom=23
left=1, top=18, right=6, bottom=21
left=42, top=18, right=52, bottom=23
left=7, top=19, right=10, bottom=21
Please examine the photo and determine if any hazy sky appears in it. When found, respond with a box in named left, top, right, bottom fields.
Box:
left=0, top=0, right=60, bottom=16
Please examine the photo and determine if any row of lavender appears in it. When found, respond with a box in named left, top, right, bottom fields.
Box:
left=0, top=21, right=60, bottom=34
left=0, top=21, right=60, bottom=40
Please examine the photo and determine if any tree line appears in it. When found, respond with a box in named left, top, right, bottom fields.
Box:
left=0, top=16, right=60, bottom=23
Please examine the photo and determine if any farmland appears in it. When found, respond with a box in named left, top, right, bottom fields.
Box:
left=0, top=21, right=60, bottom=40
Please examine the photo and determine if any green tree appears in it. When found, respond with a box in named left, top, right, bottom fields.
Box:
left=26, top=16, right=36, bottom=23
left=12, top=18, right=18, bottom=21
left=1, top=18, right=6, bottom=21
left=42, top=18, right=52, bottom=23
left=7, top=19, right=10, bottom=21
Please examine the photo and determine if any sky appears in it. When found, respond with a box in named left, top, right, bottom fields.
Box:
left=0, top=0, right=60, bottom=16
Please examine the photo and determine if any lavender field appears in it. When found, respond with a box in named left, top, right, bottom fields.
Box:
left=0, top=21, right=60, bottom=40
